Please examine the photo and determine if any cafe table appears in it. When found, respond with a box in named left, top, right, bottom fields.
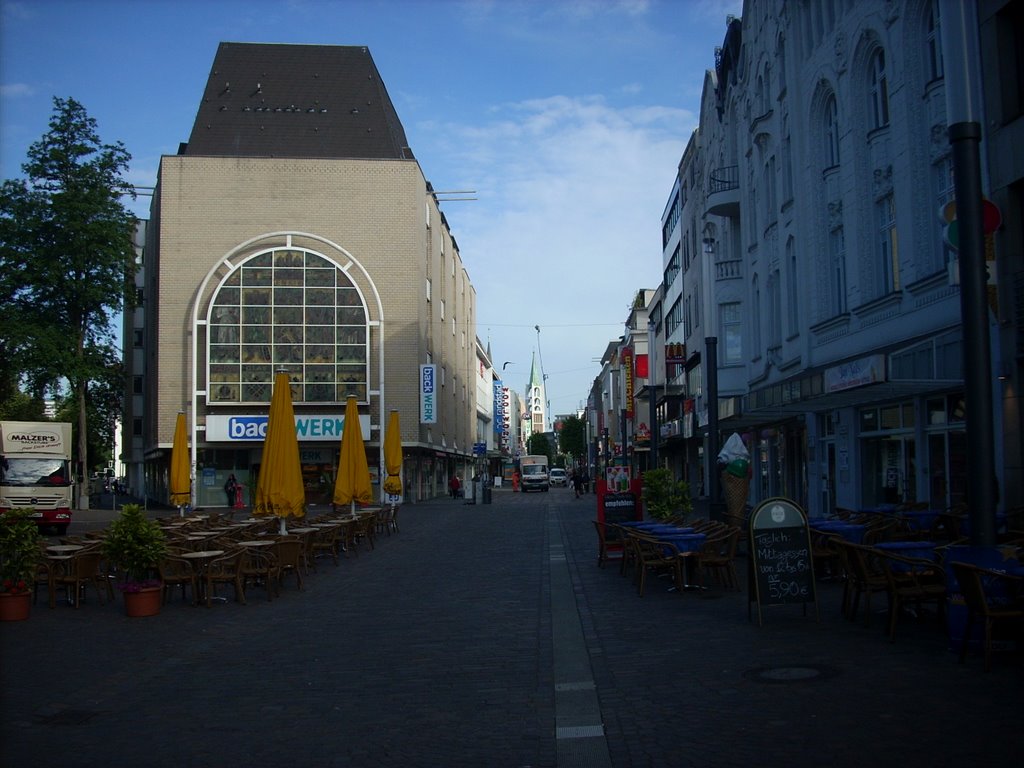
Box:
left=46, top=544, right=85, bottom=554
left=810, top=519, right=868, bottom=544
left=654, top=532, right=707, bottom=588
left=180, top=549, right=226, bottom=607
left=237, top=540, right=275, bottom=548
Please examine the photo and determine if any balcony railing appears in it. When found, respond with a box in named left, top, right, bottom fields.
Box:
left=708, top=165, right=739, bottom=194
left=706, top=165, right=740, bottom=218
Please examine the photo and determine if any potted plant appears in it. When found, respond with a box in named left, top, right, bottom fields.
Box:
left=102, top=503, right=168, bottom=617
left=642, top=469, right=692, bottom=522
left=0, top=508, right=43, bottom=621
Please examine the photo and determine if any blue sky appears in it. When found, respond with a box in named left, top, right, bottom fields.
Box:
left=0, top=0, right=741, bottom=417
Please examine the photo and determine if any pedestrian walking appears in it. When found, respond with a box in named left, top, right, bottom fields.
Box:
left=449, top=474, right=461, bottom=499
left=572, top=470, right=584, bottom=499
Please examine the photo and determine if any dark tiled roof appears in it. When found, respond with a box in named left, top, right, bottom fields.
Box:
left=184, top=42, right=414, bottom=160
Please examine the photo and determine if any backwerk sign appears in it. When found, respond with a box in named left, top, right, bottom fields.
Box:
left=206, top=413, right=371, bottom=442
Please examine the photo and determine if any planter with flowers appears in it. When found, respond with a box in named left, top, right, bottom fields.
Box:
left=102, top=504, right=168, bottom=617
left=0, top=508, right=43, bottom=621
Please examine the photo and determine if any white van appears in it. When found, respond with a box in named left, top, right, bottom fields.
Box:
left=549, top=468, right=568, bottom=487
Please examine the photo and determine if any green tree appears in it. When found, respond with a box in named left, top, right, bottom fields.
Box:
left=0, top=97, right=136, bottom=503
left=526, top=433, right=551, bottom=462
left=557, top=415, right=587, bottom=465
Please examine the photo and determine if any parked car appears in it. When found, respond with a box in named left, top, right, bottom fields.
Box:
left=549, top=468, right=568, bottom=487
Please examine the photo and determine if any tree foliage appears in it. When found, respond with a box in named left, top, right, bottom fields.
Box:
left=526, top=433, right=551, bottom=462
left=0, top=97, right=136, bottom=480
left=642, top=468, right=692, bottom=521
left=557, top=415, right=587, bottom=465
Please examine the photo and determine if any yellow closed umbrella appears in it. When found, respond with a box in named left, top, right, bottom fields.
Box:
left=169, top=411, right=191, bottom=516
left=333, top=395, right=372, bottom=514
left=253, top=371, right=306, bottom=534
left=382, top=409, right=403, bottom=497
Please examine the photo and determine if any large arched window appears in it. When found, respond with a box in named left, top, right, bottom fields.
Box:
left=207, top=248, right=368, bottom=404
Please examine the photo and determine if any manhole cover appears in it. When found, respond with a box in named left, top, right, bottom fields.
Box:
left=744, top=665, right=836, bottom=684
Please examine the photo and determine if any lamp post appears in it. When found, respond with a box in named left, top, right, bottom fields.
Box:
left=648, top=318, right=658, bottom=471
left=940, top=0, right=995, bottom=546
left=706, top=336, right=722, bottom=522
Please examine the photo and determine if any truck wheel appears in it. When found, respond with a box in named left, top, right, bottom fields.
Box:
left=57, top=524, right=69, bottom=537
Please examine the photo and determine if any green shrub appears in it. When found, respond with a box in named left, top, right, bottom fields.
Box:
left=642, top=469, right=692, bottom=521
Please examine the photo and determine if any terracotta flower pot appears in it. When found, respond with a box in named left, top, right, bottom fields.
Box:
left=0, top=590, right=32, bottom=621
left=123, top=584, right=162, bottom=618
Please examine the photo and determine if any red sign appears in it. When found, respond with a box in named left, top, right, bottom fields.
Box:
left=622, top=348, right=634, bottom=418
left=635, top=353, right=649, bottom=379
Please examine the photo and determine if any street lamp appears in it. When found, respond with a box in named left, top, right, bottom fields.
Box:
left=940, top=0, right=995, bottom=546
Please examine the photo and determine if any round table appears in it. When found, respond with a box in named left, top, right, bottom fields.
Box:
left=46, top=544, right=85, bottom=554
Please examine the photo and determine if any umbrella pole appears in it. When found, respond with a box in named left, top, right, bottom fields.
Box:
left=178, top=504, right=184, bottom=518
left=279, top=517, right=288, bottom=536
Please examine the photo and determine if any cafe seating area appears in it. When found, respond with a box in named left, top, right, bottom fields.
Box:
left=35, top=504, right=399, bottom=612
left=595, top=502, right=1024, bottom=671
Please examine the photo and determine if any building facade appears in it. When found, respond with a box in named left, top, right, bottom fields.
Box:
left=125, top=43, right=478, bottom=508
left=641, top=0, right=1012, bottom=519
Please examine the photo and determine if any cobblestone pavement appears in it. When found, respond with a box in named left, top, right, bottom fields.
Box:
left=2, top=490, right=1021, bottom=767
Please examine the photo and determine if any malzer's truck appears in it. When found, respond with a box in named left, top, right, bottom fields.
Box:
left=0, top=421, right=74, bottom=535
left=519, top=455, right=549, bottom=493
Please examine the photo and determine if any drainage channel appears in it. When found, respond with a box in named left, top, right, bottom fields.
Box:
left=549, top=511, right=612, bottom=768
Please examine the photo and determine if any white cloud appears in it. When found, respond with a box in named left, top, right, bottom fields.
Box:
left=417, top=92, right=689, bottom=408
left=0, top=82, right=33, bottom=98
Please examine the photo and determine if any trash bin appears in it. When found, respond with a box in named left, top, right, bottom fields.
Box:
left=482, top=486, right=492, bottom=504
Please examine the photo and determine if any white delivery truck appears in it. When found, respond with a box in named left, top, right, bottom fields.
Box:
left=519, top=455, right=549, bottom=493
left=0, top=421, right=74, bottom=535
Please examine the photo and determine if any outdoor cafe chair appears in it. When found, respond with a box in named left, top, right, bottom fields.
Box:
left=240, top=547, right=279, bottom=601
left=592, top=520, right=625, bottom=568
left=876, top=550, right=947, bottom=642
left=633, top=535, right=684, bottom=597
left=159, top=553, right=198, bottom=605
left=273, top=538, right=305, bottom=591
left=309, top=524, right=342, bottom=570
left=833, top=541, right=889, bottom=626
left=700, top=526, right=741, bottom=590
left=949, top=561, right=1024, bottom=671
left=52, top=550, right=110, bottom=609
left=203, top=549, right=246, bottom=607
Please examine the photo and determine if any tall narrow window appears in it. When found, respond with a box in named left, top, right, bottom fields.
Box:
left=721, top=303, right=742, bottom=364
left=786, top=238, right=799, bottom=334
left=870, top=50, right=890, bottom=128
left=926, top=1, right=944, bottom=82
left=752, top=275, right=762, bottom=353
left=932, top=156, right=954, bottom=274
left=825, top=94, right=840, bottom=167
left=768, top=269, right=782, bottom=349
left=830, top=226, right=848, bottom=315
left=877, top=193, right=899, bottom=293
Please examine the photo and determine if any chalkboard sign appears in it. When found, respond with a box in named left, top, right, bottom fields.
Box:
left=600, top=492, right=638, bottom=526
left=747, top=497, right=818, bottom=625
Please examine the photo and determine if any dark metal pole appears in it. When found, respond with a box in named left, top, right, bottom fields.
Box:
left=950, top=121, right=996, bottom=547
left=706, top=336, right=722, bottom=521
left=648, top=319, right=658, bottom=471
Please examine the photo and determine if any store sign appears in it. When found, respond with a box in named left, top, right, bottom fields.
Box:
left=493, top=380, right=504, bottom=437
left=622, top=348, right=634, bottom=419
left=206, top=413, right=370, bottom=442
left=420, top=364, right=437, bottom=424
left=825, top=354, right=885, bottom=394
